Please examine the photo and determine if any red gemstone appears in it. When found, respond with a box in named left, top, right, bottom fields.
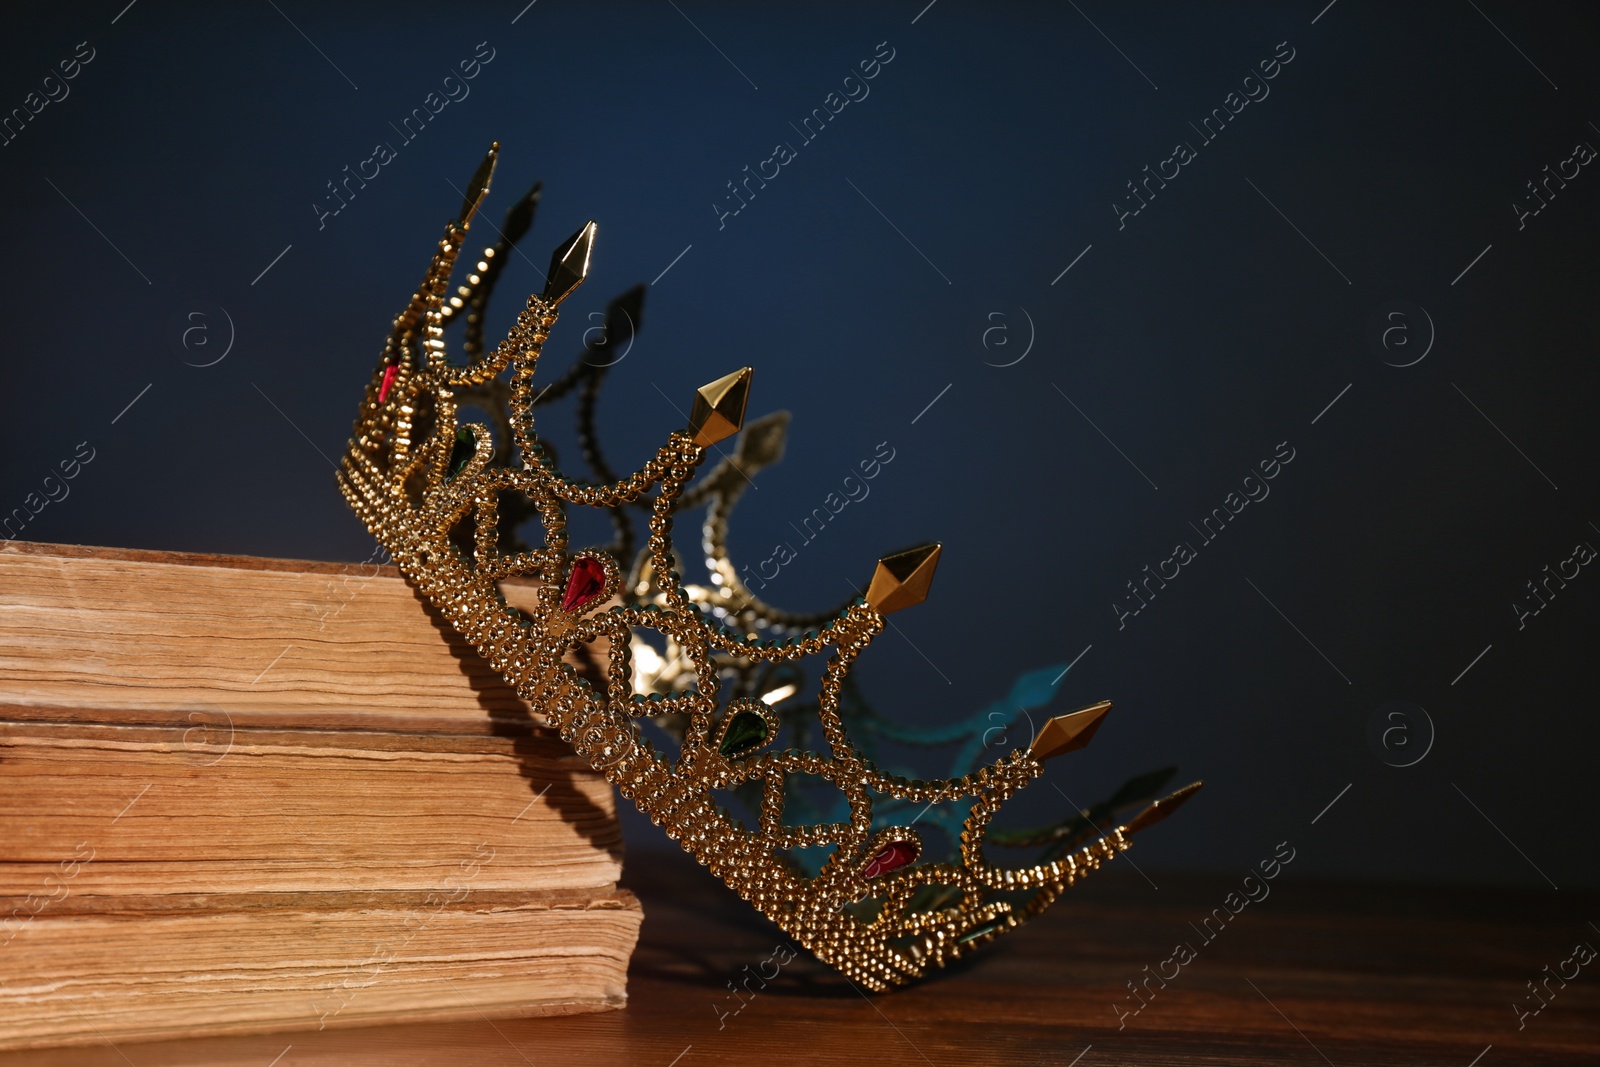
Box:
left=562, top=556, right=607, bottom=613
left=378, top=363, right=399, bottom=403
left=864, top=839, right=919, bottom=879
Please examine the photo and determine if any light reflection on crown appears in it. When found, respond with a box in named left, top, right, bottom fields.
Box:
left=338, top=143, right=1200, bottom=990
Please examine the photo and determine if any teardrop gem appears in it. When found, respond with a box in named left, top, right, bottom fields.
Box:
left=446, top=427, right=475, bottom=478
left=719, top=710, right=769, bottom=758
left=864, top=839, right=919, bottom=879
left=562, top=556, right=607, bottom=613
left=378, top=363, right=399, bottom=403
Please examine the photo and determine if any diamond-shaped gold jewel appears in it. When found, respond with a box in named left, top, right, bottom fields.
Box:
left=1028, top=700, right=1113, bottom=761
left=1125, top=780, right=1204, bottom=834
left=864, top=544, right=942, bottom=614
left=543, top=220, right=597, bottom=305
left=687, top=367, right=752, bottom=448
left=457, top=140, right=499, bottom=225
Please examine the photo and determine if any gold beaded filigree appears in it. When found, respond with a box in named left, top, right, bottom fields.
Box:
left=338, top=143, right=1200, bottom=991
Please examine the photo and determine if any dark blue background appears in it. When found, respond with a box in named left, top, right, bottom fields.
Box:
left=2, top=1, right=1597, bottom=889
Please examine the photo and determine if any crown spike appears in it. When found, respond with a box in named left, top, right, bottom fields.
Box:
left=543, top=221, right=597, bottom=305
left=687, top=367, right=752, bottom=448
left=735, top=409, right=788, bottom=467
left=1124, top=781, right=1204, bottom=835
left=864, top=544, right=941, bottom=614
left=599, top=284, right=645, bottom=354
left=458, top=141, right=500, bottom=226
left=502, top=180, right=542, bottom=245
left=1028, top=700, right=1112, bottom=761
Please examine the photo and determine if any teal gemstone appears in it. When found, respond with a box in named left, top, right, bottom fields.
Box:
left=719, top=710, right=769, bottom=758
left=447, top=427, right=475, bottom=478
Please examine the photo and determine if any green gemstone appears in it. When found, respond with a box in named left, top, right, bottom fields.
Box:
left=447, top=427, right=475, bottom=478
left=957, top=919, right=1006, bottom=945
left=719, top=710, right=769, bottom=758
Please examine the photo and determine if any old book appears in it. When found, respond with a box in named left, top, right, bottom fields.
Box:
left=0, top=541, right=641, bottom=1051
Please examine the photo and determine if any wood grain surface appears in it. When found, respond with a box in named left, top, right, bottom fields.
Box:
left=0, top=846, right=1593, bottom=1066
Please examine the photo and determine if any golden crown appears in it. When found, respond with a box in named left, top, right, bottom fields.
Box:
left=338, top=143, right=1200, bottom=990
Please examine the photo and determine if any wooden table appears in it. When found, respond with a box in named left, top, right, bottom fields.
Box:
left=1, top=847, right=1595, bottom=1066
